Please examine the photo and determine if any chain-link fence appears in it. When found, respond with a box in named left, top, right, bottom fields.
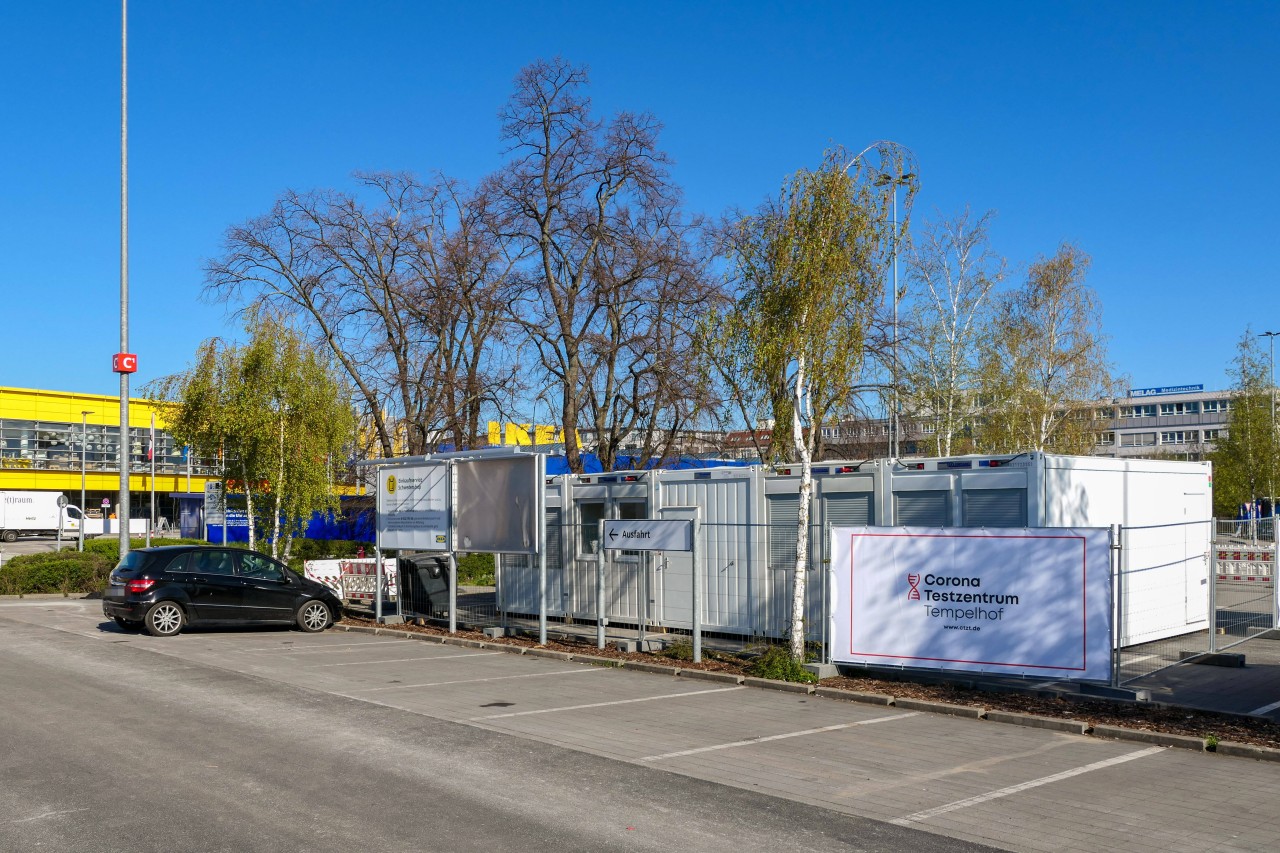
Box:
left=372, top=515, right=1275, bottom=686
left=1116, top=517, right=1278, bottom=684
left=1210, top=518, right=1276, bottom=654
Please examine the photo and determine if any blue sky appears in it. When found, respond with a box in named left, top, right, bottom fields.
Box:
left=2, top=1, right=1276, bottom=399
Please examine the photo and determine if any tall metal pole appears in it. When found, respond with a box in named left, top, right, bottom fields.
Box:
left=891, top=187, right=899, bottom=459
left=118, top=0, right=131, bottom=559
left=1261, top=331, right=1278, bottom=514
left=80, top=411, right=93, bottom=552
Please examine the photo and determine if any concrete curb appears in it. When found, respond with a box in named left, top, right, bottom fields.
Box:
left=893, top=698, right=985, bottom=719
left=678, top=669, right=745, bottom=685
left=1213, top=741, right=1280, bottom=762
left=522, top=648, right=575, bottom=661
left=572, top=655, right=623, bottom=668
left=744, top=677, right=815, bottom=694
left=621, top=661, right=681, bottom=677
left=1091, top=724, right=1205, bottom=751
left=814, top=687, right=894, bottom=706
left=984, top=710, right=1090, bottom=735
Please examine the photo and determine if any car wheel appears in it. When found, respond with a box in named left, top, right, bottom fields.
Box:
left=1, top=530, right=16, bottom=543
left=113, top=616, right=143, bottom=632
left=143, top=601, right=185, bottom=637
left=296, top=600, right=332, bottom=633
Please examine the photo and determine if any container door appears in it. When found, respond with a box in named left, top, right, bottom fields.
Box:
left=610, top=500, right=647, bottom=623
left=765, top=493, right=802, bottom=638
left=569, top=500, right=606, bottom=617
left=656, top=506, right=697, bottom=629
left=1184, top=492, right=1209, bottom=624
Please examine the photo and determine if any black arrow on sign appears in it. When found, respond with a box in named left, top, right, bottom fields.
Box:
left=608, top=527, right=618, bottom=542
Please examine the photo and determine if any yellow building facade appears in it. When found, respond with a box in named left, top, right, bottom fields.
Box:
left=0, top=385, right=215, bottom=500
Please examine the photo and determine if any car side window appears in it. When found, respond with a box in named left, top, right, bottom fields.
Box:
left=239, top=553, right=285, bottom=582
left=193, top=550, right=235, bottom=576
left=165, top=553, right=192, bottom=573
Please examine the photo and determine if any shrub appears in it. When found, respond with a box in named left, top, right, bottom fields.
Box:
left=747, top=645, right=818, bottom=683
left=457, top=553, right=495, bottom=586
left=0, top=551, right=114, bottom=596
left=84, top=537, right=205, bottom=566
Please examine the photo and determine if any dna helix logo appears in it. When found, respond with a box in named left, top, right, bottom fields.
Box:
left=906, top=573, right=921, bottom=601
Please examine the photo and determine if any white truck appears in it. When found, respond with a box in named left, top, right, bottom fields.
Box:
left=0, top=491, right=84, bottom=542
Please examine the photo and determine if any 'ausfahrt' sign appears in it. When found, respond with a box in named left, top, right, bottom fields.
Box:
left=602, top=519, right=692, bottom=552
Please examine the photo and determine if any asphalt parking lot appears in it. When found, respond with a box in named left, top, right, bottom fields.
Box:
left=4, top=597, right=1280, bottom=852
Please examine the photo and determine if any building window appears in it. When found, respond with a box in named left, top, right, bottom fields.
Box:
left=1159, top=402, right=1199, bottom=416
left=1095, top=407, right=1116, bottom=420
left=1160, top=431, right=1196, bottom=444
left=1202, top=400, right=1231, bottom=415
left=1202, top=429, right=1221, bottom=441
left=1120, top=405, right=1157, bottom=419
left=1121, top=432, right=1157, bottom=447
left=1096, top=432, right=1115, bottom=445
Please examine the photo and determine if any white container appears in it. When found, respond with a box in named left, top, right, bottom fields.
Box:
left=882, top=452, right=1214, bottom=646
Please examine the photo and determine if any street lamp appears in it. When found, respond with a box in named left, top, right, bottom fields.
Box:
left=840, top=142, right=918, bottom=460
left=1260, top=331, right=1279, bottom=515
left=875, top=169, right=917, bottom=459
left=80, top=410, right=93, bottom=552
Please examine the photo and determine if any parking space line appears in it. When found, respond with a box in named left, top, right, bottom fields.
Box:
left=1250, top=698, right=1280, bottom=715
left=305, top=652, right=503, bottom=668
left=235, top=640, right=413, bottom=653
left=638, top=712, right=918, bottom=762
left=889, top=746, right=1165, bottom=826
left=352, top=667, right=605, bottom=693
left=472, top=686, right=746, bottom=720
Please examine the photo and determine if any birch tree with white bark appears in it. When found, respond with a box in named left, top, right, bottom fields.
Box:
left=718, top=147, right=896, bottom=660
left=901, top=209, right=1006, bottom=456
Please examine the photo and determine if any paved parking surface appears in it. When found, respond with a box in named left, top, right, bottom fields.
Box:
left=6, top=598, right=1280, bottom=852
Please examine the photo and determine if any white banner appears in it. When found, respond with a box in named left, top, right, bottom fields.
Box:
left=831, top=527, right=1112, bottom=681
left=376, top=464, right=450, bottom=551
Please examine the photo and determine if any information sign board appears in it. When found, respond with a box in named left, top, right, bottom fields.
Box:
left=377, top=464, right=449, bottom=551
left=202, top=481, right=224, bottom=526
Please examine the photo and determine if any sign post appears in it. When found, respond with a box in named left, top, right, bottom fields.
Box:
left=602, top=518, right=696, bottom=657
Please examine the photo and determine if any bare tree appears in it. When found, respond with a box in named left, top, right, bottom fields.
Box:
left=205, top=172, right=519, bottom=457
left=489, top=58, right=720, bottom=473
left=975, top=244, right=1119, bottom=453
left=901, top=208, right=1007, bottom=456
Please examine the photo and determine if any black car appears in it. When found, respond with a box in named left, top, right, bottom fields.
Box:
left=101, top=545, right=343, bottom=637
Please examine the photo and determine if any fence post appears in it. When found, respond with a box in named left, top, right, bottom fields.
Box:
left=1110, top=524, right=1121, bottom=687
left=1208, top=530, right=1218, bottom=654
left=597, top=518, right=606, bottom=650
left=639, top=552, right=647, bottom=649
left=374, top=546, right=384, bottom=624
left=692, top=516, right=702, bottom=664
left=447, top=551, right=458, bottom=634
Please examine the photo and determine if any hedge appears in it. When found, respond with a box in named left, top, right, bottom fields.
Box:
left=0, top=551, right=114, bottom=596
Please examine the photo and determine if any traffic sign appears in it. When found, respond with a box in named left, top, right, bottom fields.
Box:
left=101, top=498, right=110, bottom=508
left=602, top=519, right=692, bottom=552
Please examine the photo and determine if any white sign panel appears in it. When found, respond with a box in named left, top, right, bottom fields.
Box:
left=831, top=526, right=1112, bottom=681
left=602, top=519, right=692, bottom=552
left=203, top=481, right=225, bottom=526
left=377, top=464, right=450, bottom=551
